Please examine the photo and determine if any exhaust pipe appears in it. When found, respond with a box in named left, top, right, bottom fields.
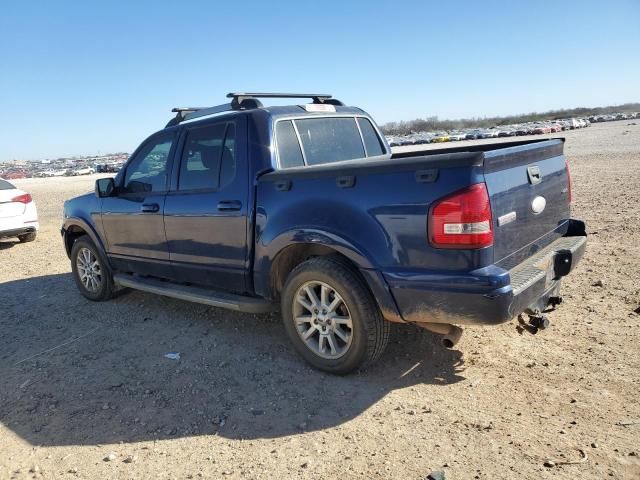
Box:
left=415, top=322, right=463, bottom=348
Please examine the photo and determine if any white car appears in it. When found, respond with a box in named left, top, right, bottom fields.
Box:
left=448, top=132, right=467, bottom=141
left=0, top=178, right=38, bottom=243
left=72, top=167, right=96, bottom=176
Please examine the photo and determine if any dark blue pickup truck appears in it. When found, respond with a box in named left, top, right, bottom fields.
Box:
left=62, top=93, right=586, bottom=374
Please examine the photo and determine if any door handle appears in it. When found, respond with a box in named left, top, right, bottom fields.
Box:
left=217, top=200, right=242, bottom=211
left=141, top=203, right=160, bottom=213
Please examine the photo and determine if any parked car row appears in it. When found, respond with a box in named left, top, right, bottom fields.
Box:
left=589, top=112, right=639, bottom=122
left=35, top=167, right=97, bottom=177
left=0, top=155, right=128, bottom=180
left=386, top=112, right=639, bottom=147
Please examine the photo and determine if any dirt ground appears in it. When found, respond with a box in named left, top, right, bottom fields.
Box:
left=1, top=120, right=639, bottom=480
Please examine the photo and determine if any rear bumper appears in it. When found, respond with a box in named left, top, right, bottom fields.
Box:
left=0, top=225, right=38, bottom=239
left=384, top=222, right=587, bottom=325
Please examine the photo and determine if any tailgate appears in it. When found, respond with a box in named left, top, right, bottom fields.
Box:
left=483, top=139, right=571, bottom=269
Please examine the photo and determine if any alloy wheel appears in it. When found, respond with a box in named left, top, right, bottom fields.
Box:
left=292, top=281, right=353, bottom=359
left=76, top=247, right=102, bottom=293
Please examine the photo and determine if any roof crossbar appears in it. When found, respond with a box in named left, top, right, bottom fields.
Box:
left=166, top=92, right=343, bottom=127
left=226, top=92, right=340, bottom=108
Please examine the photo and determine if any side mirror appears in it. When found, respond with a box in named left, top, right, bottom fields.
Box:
left=95, top=177, right=115, bottom=198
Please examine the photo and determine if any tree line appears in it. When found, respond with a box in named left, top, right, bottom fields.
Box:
left=380, top=102, right=640, bottom=135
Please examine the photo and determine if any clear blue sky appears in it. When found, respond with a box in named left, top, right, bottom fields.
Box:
left=1, top=0, right=638, bottom=161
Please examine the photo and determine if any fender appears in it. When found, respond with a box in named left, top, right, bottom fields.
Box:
left=253, top=228, right=404, bottom=322
left=62, top=216, right=108, bottom=262
left=255, top=228, right=376, bottom=280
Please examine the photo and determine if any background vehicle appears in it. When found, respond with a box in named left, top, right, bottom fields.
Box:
left=532, top=124, right=551, bottom=134
left=564, top=118, right=579, bottom=129
left=0, top=178, right=38, bottom=243
left=71, top=167, right=96, bottom=176
left=62, top=92, right=586, bottom=374
left=465, top=129, right=484, bottom=140
left=481, top=129, right=499, bottom=138
left=431, top=132, right=450, bottom=142
left=496, top=128, right=515, bottom=137
left=448, top=132, right=466, bottom=141
left=514, top=125, right=533, bottom=136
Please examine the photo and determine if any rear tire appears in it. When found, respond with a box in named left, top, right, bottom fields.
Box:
left=281, top=256, right=390, bottom=374
left=18, top=232, right=37, bottom=243
left=70, top=235, right=114, bottom=301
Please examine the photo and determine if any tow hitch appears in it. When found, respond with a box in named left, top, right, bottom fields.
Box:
left=517, top=313, right=549, bottom=335
left=517, top=307, right=554, bottom=335
left=528, top=313, right=550, bottom=330
left=547, top=296, right=563, bottom=309
left=517, top=294, right=565, bottom=335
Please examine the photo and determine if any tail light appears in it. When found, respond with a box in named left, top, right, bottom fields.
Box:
left=565, top=158, right=572, bottom=203
left=11, top=193, right=32, bottom=204
left=429, top=183, right=493, bottom=249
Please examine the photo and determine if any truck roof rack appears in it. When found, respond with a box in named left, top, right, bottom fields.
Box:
left=166, top=92, right=344, bottom=127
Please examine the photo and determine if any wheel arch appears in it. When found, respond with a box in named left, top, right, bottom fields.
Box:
left=256, top=232, right=404, bottom=323
left=62, top=218, right=107, bottom=261
left=269, top=243, right=364, bottom=300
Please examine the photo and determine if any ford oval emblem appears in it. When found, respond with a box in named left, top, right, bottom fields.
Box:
left=531, top=196, right=546, bottom=214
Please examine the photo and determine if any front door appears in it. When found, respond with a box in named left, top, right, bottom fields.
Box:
left=164, top=119, right=249, bottom=292
left=101, top=130, right=177, bottom=278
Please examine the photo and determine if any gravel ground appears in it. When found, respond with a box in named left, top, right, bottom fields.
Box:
left=1, top=120, right=639, bottom=479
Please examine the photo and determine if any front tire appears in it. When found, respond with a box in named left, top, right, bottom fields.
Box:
left=70, top=235, right=114, bottom=301
left=281, top=256, right=390, bottom=374
left=18, top=232, right=37, bottom=243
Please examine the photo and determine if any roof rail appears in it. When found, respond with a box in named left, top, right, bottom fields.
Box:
left=166, top=92, right=344, bottom=128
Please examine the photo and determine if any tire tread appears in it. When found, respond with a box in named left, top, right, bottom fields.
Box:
left=284, top=255, right=390, bottom=372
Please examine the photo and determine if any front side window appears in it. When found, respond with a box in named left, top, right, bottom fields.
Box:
left=123, top=133, right=174, bottom=193
left=178, top=122, right=236, bottom=191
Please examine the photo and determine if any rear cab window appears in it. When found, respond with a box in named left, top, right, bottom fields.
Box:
left=357, top=117, right=385, bottom=157
left=276, top=121, right=304, bottom=168
left=275, top=116, right=387, bottom=168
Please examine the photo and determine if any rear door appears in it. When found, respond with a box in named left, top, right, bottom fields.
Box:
left=101, top=131, right=177, bottom=278
left=164, top=118, right=250, bottom=292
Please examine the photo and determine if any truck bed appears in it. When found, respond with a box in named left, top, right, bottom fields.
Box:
left=255, top=137, right=576, bottom=325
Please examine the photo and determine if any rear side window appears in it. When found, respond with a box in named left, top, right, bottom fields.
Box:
left=179, top=123, right=236, bottom=191
left=357, top=118, right=385, bottom=157
left=0, top=179, right=15, bottom=190
left=295, top=117, right=365, bottom=166
left=276, top=120, right=304, bottom=168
